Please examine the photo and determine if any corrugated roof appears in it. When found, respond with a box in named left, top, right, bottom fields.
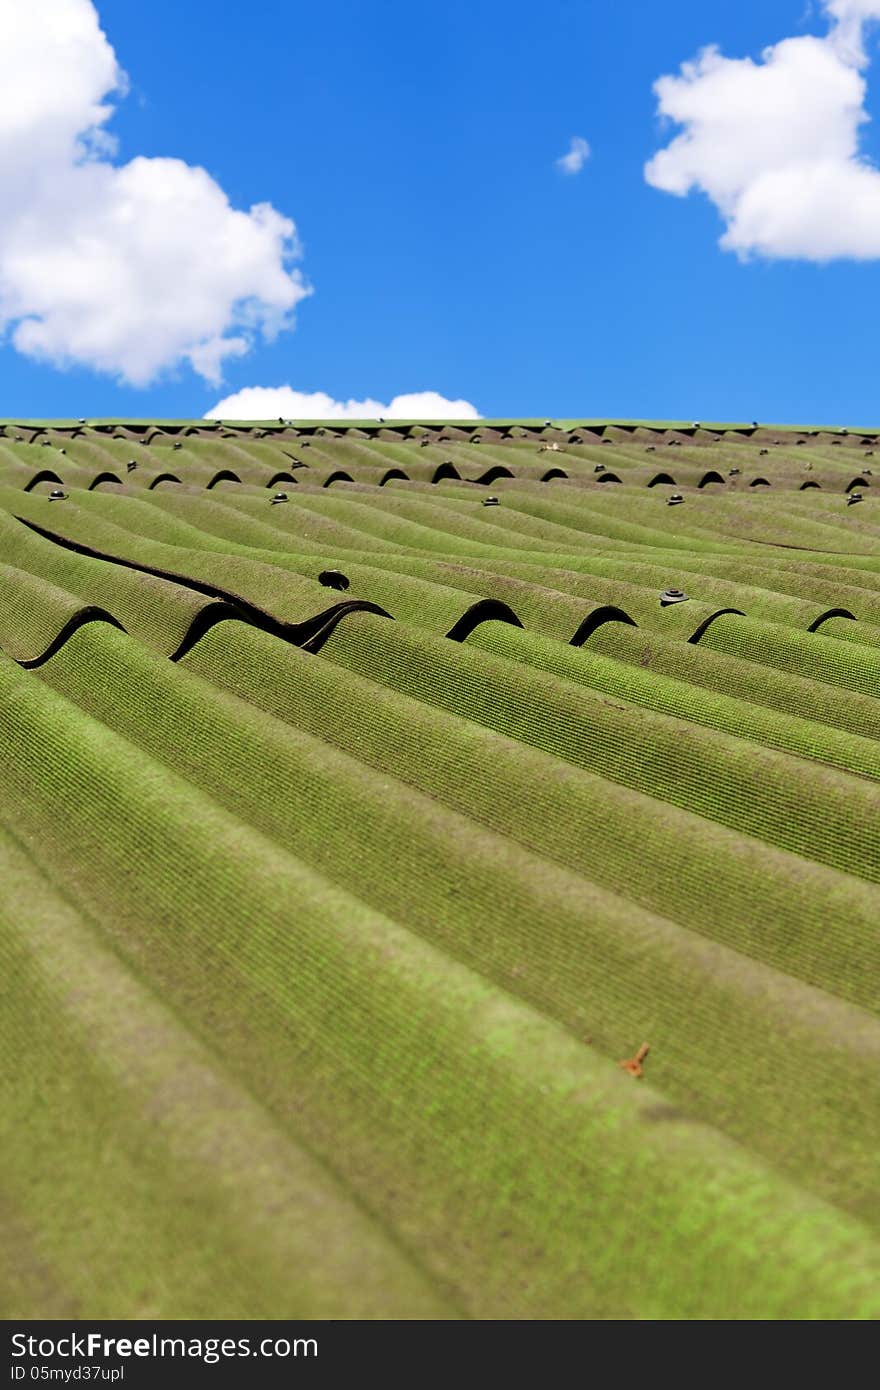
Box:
left=1, top=419, right=878, bottom=1319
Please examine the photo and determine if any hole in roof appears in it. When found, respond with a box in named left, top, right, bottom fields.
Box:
left=318, top=570, right=350, bottom=590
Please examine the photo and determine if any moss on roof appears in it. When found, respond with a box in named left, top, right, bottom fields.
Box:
left=1, top=420, right=878, bottom=1319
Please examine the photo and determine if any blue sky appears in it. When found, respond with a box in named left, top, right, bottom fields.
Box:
left=4, top=0, right=880, bottom=423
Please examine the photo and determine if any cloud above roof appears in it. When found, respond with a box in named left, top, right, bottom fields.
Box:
left=0, top=0, right=308, bottom=386
left=645, top=1, right=880, bottom=260
left=205, top=385, right=481, bottom=420
left=555, top=137, right=591, bottom=176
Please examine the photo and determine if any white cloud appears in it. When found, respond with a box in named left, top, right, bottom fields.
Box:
left=205, top=386, right=481, bottom=420
left=0, top=0, right=308, bottom=385
left=555, top=136, right=591, bottom=175
left=645, top=1, right=880, bottom=260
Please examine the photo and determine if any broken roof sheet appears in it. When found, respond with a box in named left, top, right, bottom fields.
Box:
left=1, top=419, right=879, bottom=1319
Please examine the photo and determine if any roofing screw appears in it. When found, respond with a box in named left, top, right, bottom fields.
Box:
left=692, top=421, right=701, bottom=429
left=660, top=588, right=689, bottom=605
left=759, top=448, right=769, bottom=455
left=58, top=448, right=66, bottom=455
left=48, top=489, right=67, bottom=500
left=127, top=460, right=137, bottom=472
left=483, top=496, right=500, bottom=506
left=594, top=463, right=606, bottom=473
left=728, top=467, right=740, bottom=476
left=667, top=494, right=684, bottom=505
left=318, top=569, right=350, bottom=590
left=645, top=445, right=656, bottom=452
left=865, top=450, right=874, bottom=457
left=848, top=492, right=863, bottom=505
left=864, top=469, right=873, bottom=476
left=619, top=1043, right=650, bottom=1079
left=272, top=492, right=288, bottom=504
left=841, top=428, right=849, bottom=435
left=78, top=418, right=86, bottom=425
left=173, top=441, right=182, bottom=450
left=419, top=435, right=430, bottom=446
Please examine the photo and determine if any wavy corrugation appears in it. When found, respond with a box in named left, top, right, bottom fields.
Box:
left=0, top=418, right=878, bottom=1321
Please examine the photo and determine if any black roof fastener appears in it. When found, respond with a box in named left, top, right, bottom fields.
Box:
left=864, top=469, right=873, bottom=476
left=660, top=588, right=689, bottom=605
left=483, top=496, right=500, bottom=506
left=318, top=570, right=350, bottom=590
left=172, top=441, right=182, bottom=449
left=48, top=489, right=67, bottom=500
left=127, top=460, right=137, bottom=472
left=271, top=492, right=288, bottom=504
left=667, top=494, right=684, bottom=505
left=645, top=444, right=656, bottom=452
left=759, top=448, right=769, bottom=455
left=728, top=467, right=740, bottom=476
left=848, top=492, right=863, bottom=505
left=865, top=450, right=874, bottom=457
left=594, top=463, right=606, bottom=473
left=58, top=447, right=66, bottom=455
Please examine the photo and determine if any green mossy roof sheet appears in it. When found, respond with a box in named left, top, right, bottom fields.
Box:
left=1, top=420, right=878, bottom=1319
